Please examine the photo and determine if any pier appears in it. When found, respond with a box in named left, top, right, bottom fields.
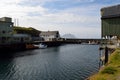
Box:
left=99, top=45, right=115, bottom=67
left=0, top=38, right=101, bottom=53
left=34, top=38, right=101, bottom=47
left=63, top=38, right=101, bottom=44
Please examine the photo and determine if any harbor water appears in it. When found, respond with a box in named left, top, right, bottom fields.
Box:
left=0, top=44, right=99, bottom=80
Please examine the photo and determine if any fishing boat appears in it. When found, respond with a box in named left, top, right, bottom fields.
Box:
left=34, top=43, right=47, bottom=49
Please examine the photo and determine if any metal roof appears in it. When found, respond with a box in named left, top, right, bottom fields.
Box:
left=13, top=34, right=31, bottom=37
left=101, top=4, right=120, bottom=18
left=0, top=17, right=12, bottom=22
left=40, top=31, right=59, bottom=36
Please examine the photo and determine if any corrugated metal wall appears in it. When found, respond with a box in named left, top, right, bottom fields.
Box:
left=102, top=18, right=120, bottom=37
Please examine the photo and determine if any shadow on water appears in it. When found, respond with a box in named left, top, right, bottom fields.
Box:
left=0, top=44, right=62, bottom=58
left=0, top=49, right=37, bottom=59
left=13, top=50, right=38, bottom=58
left=0, top=57, right=15, bottom=80
left=0, top=52, right=15, bottom=60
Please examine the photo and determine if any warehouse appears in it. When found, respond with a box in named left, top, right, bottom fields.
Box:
left=101, top=4, right=120, bottom=39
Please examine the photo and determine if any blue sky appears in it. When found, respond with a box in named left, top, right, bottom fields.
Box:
left=0, top=0, right=119, bottom=38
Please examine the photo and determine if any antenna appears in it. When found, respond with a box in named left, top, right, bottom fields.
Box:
left=17, top=18, right=19, bottom=26
left=14, top=18, right=19, bottom=26
left=14, top=18, right=16, bottom=26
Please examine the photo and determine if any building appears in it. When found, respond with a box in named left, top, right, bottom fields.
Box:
left=12, top=34, right=31, bottom=43
left=101, top=4, right=120, bottom=38
left=31, top=36, right=44, bottom=42
left=0, top=17, right=13, bottom=44
left=40, top=31, right=60, bottom=41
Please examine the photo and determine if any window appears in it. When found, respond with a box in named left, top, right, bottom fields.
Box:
left=10, top=25, right=13, bottom=27
left=2, top=31, right=5, bottom=34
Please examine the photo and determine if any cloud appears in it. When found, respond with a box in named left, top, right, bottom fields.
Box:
left=10, top=0, right=102, bottom=38
left=0, top=0, right=118, bottom=38
left=0, top=0, right=47, bottom=18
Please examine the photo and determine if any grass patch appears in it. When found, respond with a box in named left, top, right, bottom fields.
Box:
left=89, top=49, right=120, bottom=80
left=101, top=66, right=117, bottom=74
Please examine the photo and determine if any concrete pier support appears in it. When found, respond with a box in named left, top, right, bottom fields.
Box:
left=105, top=46, right=108, bottom=64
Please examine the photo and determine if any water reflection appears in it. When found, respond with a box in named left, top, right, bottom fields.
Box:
left=0, top=45, right=99, bottom=80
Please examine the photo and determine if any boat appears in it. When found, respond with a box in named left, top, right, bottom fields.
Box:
left=34, top=43, right=47, bottom=49
left=26, top=44, right=39, bottom=49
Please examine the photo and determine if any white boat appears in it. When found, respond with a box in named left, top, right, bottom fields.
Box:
left=34, top=43, right=47, bottom=49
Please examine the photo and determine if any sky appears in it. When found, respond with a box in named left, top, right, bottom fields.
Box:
left=0, top=0, right=120, bottom=38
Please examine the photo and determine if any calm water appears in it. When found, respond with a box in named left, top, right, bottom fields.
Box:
left=0, top=44, right=99, bottom=80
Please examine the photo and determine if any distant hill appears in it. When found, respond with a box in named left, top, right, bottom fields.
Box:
left=62, top=34, right=76, bottom=38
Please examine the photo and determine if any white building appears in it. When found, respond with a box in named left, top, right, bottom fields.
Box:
left=40, top=31, right=60, bottom=41
left=0, top=17, right=13, bottom=44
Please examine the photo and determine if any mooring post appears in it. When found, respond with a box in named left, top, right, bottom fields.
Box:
left=105, top=46, right=108, bottom=64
